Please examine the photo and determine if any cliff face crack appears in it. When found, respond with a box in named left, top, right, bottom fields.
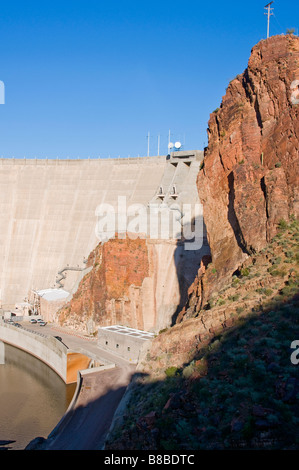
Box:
left=200, top=315, right=207, bottom=331
left=242, top=69, right=256, bottom=105
left=260, top=176, right=269, bottom=221
left=199, top=277, right=204, bottom=311
left=227, top=171, right=250, bottom=255
left=253, top=97, right=264, bottom=133
left=243, top=69, right=263, bottom=134
left=218, top=151, right=226, bottom=171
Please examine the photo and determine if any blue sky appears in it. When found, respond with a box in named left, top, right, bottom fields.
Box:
left=0, top=0, right=298, bottom=159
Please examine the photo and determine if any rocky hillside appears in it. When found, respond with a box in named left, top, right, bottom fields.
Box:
left=106, top=199, right=299, bottom=451
left=197, top=34, right=299, bottom=305
left=106, top=35, right=299, bottom=450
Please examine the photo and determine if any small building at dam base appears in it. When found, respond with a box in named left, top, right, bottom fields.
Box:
left=98, top=325, right=155, bottom=362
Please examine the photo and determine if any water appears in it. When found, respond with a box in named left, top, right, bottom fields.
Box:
left=0, top=343, right=76, bottom=450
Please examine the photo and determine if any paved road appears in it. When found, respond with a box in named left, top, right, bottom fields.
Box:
left=23, top=322, right=131, bottom=367
left=21, top=322, right=136, bottom=450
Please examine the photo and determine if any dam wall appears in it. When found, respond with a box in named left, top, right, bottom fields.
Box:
left=0, top=156, right=166, bottom=308
left=0, top=151, right=207, bottom=329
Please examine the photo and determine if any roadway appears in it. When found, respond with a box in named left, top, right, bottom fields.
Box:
left=23, top=321, right=132, bottom=367
left=21, top=321, right=136, bottom=450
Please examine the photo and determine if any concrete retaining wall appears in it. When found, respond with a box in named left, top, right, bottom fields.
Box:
left=0, top=321, right=68, bottom=381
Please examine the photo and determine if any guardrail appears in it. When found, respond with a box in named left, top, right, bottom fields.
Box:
left=56, top=265, right=88, bottom=289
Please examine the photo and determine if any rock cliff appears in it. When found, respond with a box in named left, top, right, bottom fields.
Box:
left=196, top=34, right=299, bottom=304
left=170, top=35, right=299, bottom=327
left=144, top=34, right=299, bottom=355
left=138, top=33, right=299, bottom=372
left=107, top=36, right=299, bottom=451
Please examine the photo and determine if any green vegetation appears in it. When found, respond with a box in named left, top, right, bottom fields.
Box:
left=165, top=366, right=179, bottom=378
left=241, top=267, right=250, bottom=277
left=108, top=293, right=299, bottom=450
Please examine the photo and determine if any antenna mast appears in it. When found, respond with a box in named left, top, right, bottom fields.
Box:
left=264, top=2, right=274, bottom=39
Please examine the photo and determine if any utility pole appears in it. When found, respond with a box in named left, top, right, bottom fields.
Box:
left=264, top=2, right=274, bottom=39
left=157, top=135, right=160, bottom=156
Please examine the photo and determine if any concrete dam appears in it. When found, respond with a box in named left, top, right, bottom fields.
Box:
left=0, top=151, right=207, bottom=322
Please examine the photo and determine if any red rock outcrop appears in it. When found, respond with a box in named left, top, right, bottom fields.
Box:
left=57, top=235, right=203, bottom=333
left=197, top=34, right=299, bottom=301
left=58, top=236, right=150, bottom=331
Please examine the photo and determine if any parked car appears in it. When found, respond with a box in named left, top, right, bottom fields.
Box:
left=38, top=321, right=47, bottom=326
left=29, top=318, right=37, bottom=323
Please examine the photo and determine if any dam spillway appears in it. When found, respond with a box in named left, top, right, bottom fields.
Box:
left=0, top=152, right=204, bottom=311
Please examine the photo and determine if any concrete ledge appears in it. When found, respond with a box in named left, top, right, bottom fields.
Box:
left=0, top=156, right=166, bottom=165
left=80, top=363, right=116, bottom=376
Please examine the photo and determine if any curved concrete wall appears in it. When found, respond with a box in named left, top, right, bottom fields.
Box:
left=0, top=157, right=166, bottom=308
left=0, top=321, right=68, bottom=381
